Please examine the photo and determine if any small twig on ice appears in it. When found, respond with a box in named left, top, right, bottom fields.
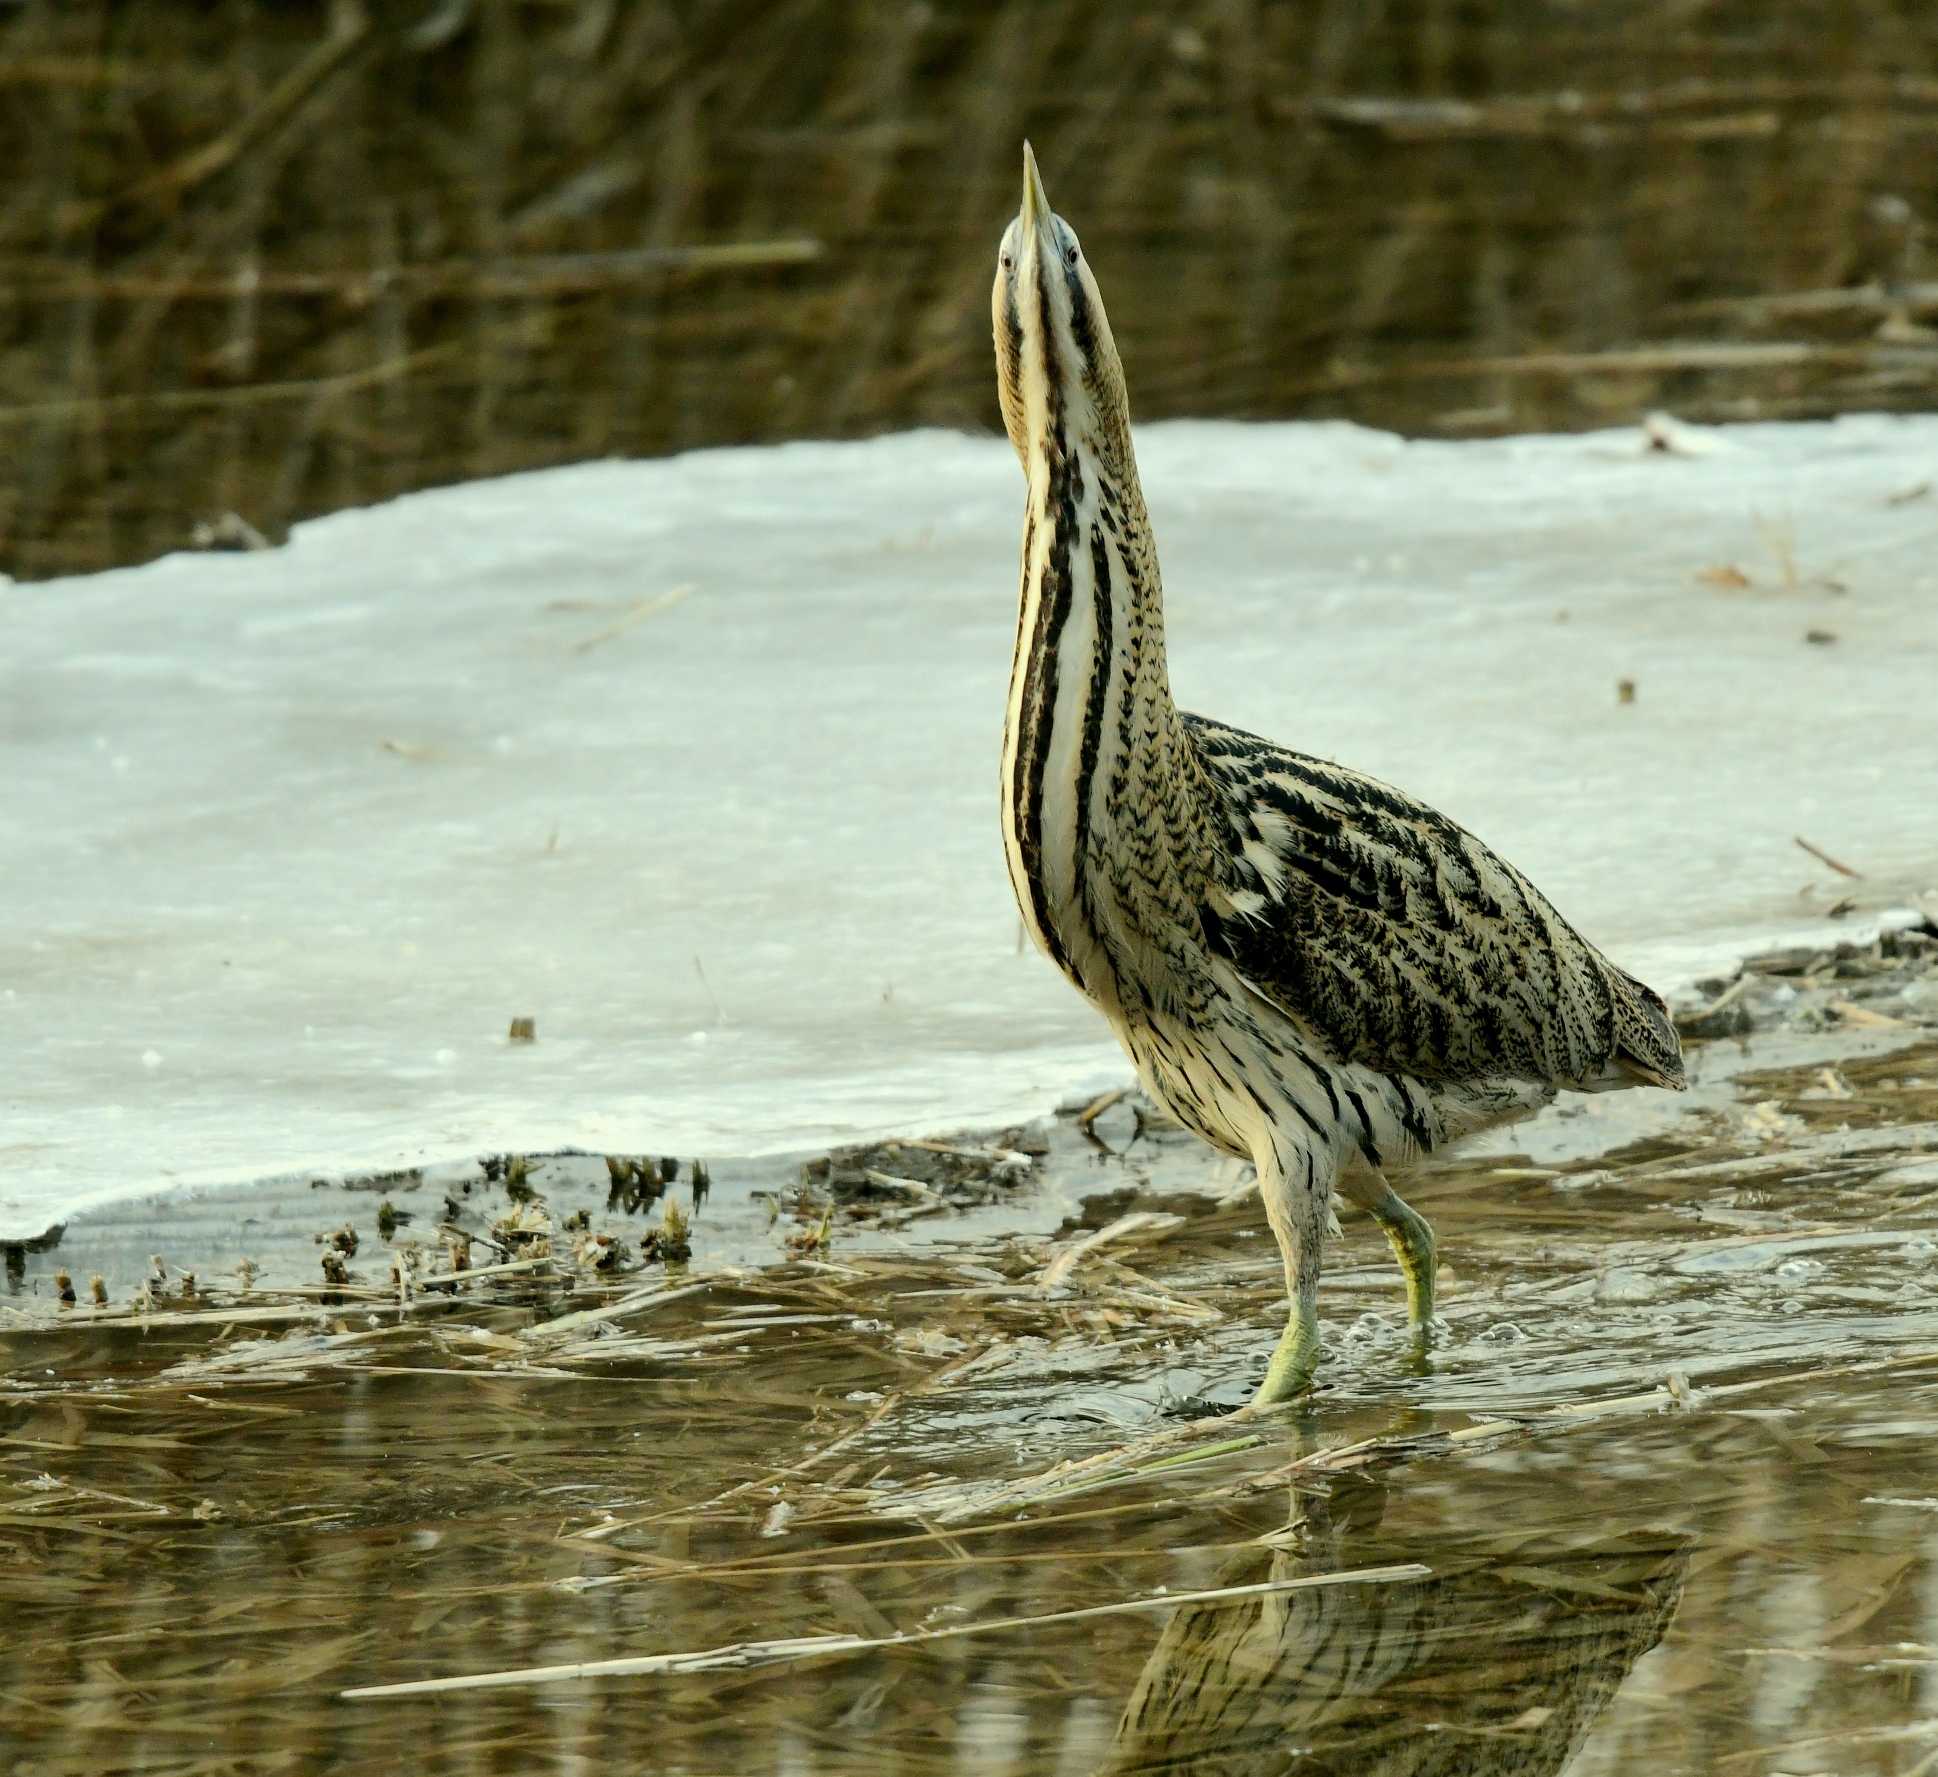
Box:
left=1795, top=835, right=1862, bottom=878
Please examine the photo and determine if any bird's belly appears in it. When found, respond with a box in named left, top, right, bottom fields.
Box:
left=1121, top=992, right=1543, bottom=1175
left=1116, top=1004, right=1337, bottom=1164
left=1119, top=1017, right=1255, bottom=1159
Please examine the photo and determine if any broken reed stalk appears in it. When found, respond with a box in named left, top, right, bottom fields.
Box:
left=126, top=1, right=375, bottom=207
left=573, top=1388, right=909, bottom=1539
left=11, top=241, right=826, bottom=302
left=551, top=1495, right=1221, bottom=1593
left=557, top=1541, right=1263, bottom=1588
left=1075, top=1086, right=1129, bottom=1128
left=1795, top=834, right=1863, bottom=878
left=411, top=1254, right=555, bottom=1291
left=1037, top=1211, right=1188, bottom=1289
left=340, top=1561, right=1433, bottom=1698
left=517, top=1279, right=714, bottom=1341
left=1278, top=340, right=1938, bottom=400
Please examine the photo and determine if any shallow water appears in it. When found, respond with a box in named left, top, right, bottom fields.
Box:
left=6, top=1034, right=1938, bottom=1774
left=10, top=3, right=1938, bottom=579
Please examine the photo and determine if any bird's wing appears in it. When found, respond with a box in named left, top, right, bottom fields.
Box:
left=1182, top=714, right=1685, bottom=1091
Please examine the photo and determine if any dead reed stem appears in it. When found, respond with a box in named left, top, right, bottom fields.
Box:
left=340, top=1561, right=1434, bottom=1697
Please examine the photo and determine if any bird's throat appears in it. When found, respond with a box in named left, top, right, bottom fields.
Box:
left=1000, top=420, right=1175, bottom=997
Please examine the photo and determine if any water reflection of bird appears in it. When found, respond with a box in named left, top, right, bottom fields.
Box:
left=991, top=145, right=1686, bottom=1402
left=1097, top=1495, right=1688, bottom=1776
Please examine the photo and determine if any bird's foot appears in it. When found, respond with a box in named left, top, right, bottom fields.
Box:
left=1251, top=1301, right=1321, bottom=1406
left=1400, top=1307, right=1450, bottom=1382
left=1158, top=1392, right=1233, bottom=1421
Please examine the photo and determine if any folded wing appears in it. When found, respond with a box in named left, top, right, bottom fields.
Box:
left=1184, top=714, right=1684, bottom=1093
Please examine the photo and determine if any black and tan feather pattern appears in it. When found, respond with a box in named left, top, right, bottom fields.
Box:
left=1099, top=1533, right=1688, bottom=1776
left=1185, top=715, right=1685, bottom=1093
left=991, top=146, right=1684, bottom=1402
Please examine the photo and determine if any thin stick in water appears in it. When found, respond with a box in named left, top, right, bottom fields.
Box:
left=340, top=1561, right=1432, bottom=1698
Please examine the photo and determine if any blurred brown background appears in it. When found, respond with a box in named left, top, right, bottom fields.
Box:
left=3, top=0, right=1935, bottom=581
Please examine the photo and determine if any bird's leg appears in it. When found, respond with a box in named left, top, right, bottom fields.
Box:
left=1251, top=1145, right=1332, bottom=1406
left=1339, top=1162, right=1437, bottom=1345
left=1255, top=1295, right=1321, bottom=1405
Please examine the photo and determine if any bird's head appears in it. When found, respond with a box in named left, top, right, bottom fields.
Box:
left=992, top=143, right=1132, bottom=473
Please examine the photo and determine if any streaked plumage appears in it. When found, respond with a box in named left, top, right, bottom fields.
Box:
left=1100, top=1527, right=1688, bottom=1773
left=992, top=145, right=1685, bottom=1403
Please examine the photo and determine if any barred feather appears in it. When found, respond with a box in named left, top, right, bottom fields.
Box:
left=1185, top=715, right=1686, bottom=1094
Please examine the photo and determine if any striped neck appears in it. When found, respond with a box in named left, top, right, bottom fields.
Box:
left=1000, top=406, right=1182, bottom=1002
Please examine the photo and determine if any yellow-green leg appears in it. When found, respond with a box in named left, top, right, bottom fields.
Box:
left=1253, top=1295, right=1321, bottom=1405
left=1252, top=1143, right=1331, bottom=1406
left=1341, top=1163, right=1437, bottom=1344
left=1375, top=1196, right=1436, bottom=1345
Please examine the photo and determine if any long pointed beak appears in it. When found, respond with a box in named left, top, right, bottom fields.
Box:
left=1020, top=142, right=1052, bottom=250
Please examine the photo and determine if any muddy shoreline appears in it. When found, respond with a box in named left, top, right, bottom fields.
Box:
left=5, top=929, right=1938, bottom=1772
left=7, top=923, right=1933, bottom=1322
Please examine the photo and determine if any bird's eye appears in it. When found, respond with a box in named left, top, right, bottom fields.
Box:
left=1000, top=252, right=1013, bottom=270
left=1067, top=246, right=1080, bottom=265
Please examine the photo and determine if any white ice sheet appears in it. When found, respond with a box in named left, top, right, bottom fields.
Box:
left=5, top=415, right=1936, bottom=1239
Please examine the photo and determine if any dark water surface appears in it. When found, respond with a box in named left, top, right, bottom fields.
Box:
left=5, top=1, right=1936, bottom=578
left=6, top=1033, right=1938, bottom=1772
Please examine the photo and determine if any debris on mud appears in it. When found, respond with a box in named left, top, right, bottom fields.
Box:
left=1674, top=922, right=1938, bottom=1042
left=770, top=1128, right=1050, bottom=1240
left=605, top=1155, right=669, bottom=1215
left=637, top=1198, right=692, bottom=1267
left=318, top=1223, right=359, bottom=1257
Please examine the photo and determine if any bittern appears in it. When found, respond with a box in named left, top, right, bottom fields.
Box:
left=992, top=146, right=1685, bottom=1404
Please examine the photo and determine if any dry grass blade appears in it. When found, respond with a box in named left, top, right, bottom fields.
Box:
left=415, top=1254, right=556, bottom=1291
left=12, top=243, right=826, bottom=301
left=569, top=584, right=695, bottom=652
left=1076, top=1086, right=1129, bottom=1127
left=27, top=1300, right=340, bottom=1333
left=1828, top=999, right=1913, bottom=1029
left=133, top=3, right=373, bottom=203
left=1038, top=1211, right=1186, bottom=1288
left=341, top=1562, right=1433, bottom=1697
left=893, top=1137, right=1034, bottom=1169
left=516, top=1279, right=713, bottom=1342
left=1715, top=1720, right=1938, bottom=1764
left=570, top=1389, right=908, bottom=1539
left=1289, top=341, right=1929, bottom=397
left=890, top=1407, right=1276, bottom=1525
left=1795, top=834, right=1862, bottom=878
left=0, top=339, right=469, bottom=428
